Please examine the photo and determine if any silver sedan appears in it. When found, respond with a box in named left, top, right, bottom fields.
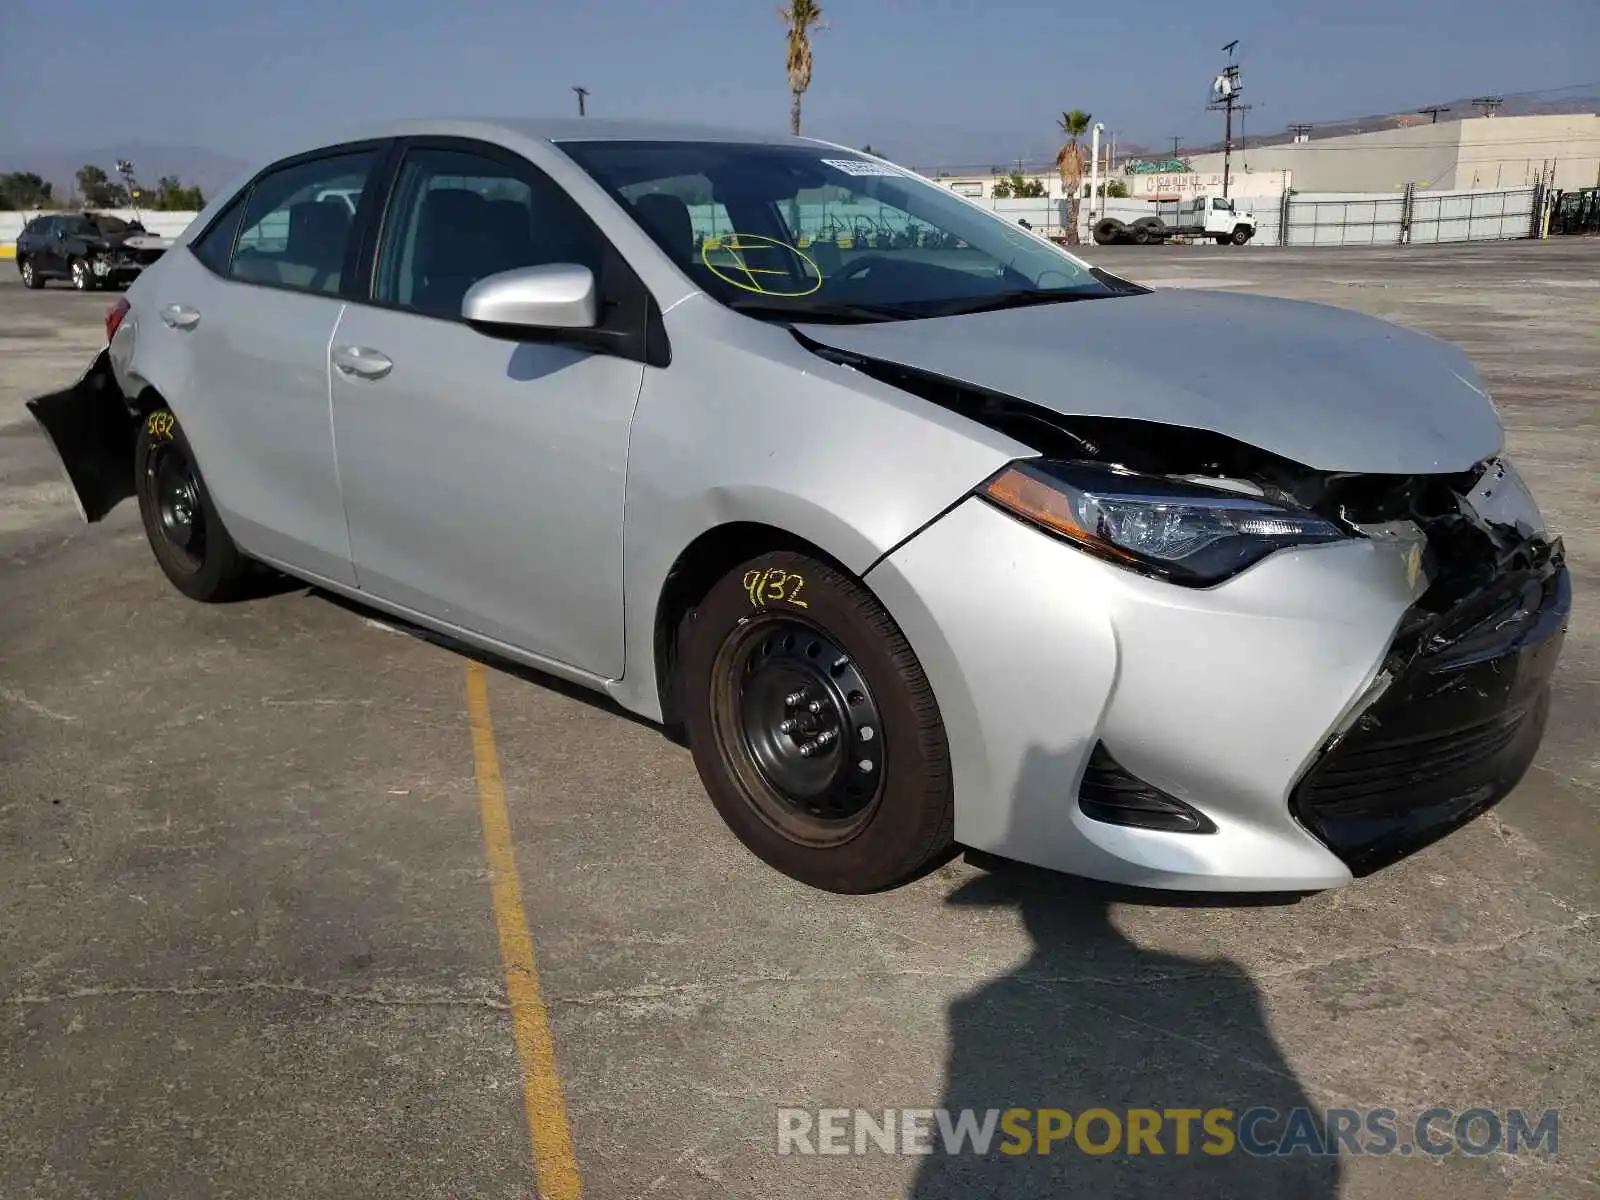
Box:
left=30, top=117, right=1570, bottom=894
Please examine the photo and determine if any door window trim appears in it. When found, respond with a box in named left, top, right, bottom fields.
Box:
left=349, top=135, right=670, bottom=368
left=185, top=137, right=397, bottom=303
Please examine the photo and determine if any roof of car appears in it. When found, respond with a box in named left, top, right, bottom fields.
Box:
left=347, top=115, right=829, bottom=148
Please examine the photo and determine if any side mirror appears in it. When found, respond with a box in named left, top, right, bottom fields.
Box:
left=462, top=264, right=598, bottom=333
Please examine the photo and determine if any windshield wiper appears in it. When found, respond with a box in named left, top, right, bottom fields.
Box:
left=723, top=296, right=922, bottom=324
left=914, top=289, right=1105, bottom=319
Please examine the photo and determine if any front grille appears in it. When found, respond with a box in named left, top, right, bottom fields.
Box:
left=1299, top=706, right=1529, bottom=817
left=1291, top=553, right=1569, bottom=875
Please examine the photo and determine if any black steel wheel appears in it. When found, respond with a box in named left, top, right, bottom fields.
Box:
left=680, top=550, right=954, bottom=893
left=714, top=616, right=887, bottom=846
left=135, top=408, right=250, bottom=601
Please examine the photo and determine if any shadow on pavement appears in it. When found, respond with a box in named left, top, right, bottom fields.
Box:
left=910, top=746, right=1341, bottom=1199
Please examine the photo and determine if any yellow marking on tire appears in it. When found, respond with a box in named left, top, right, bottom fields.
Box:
left=466, top=661, right=583, bottom=1199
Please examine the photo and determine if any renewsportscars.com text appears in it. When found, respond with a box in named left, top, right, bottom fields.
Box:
left=776, top=1106, right=1559, bottom=1158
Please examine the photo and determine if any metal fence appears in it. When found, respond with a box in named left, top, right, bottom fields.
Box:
left=1407, top=187, right=1536, bottom=244
left=1283, top=193, right=1407, bottom=247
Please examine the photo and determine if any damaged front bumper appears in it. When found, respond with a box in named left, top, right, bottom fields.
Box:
left=1291, top=535, right=1570, bottom=874
left=863, top=470, right=1569, bottom=891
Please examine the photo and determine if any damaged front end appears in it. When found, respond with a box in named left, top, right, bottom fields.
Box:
left=809, top=339, right=1571, bottom=874
left=25, top=347, right=139, bottom=523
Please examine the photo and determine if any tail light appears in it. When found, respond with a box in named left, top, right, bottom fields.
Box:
left=105, top=296, right=130, bottom=343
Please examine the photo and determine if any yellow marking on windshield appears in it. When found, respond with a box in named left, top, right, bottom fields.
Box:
left=701, top=233, right=822, bottom=297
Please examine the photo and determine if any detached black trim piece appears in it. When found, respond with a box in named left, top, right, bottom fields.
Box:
left=23, top=348, right=137, bottom=523
left=1078, top=742, right=1218, bottom=834
left=1292, top=542, right=1570, bottom=876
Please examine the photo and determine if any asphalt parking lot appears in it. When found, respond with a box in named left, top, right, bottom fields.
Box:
left=2, top=240, right=1596, bottom=1199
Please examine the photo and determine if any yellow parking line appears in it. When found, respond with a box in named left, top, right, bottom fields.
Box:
left=465, top=661, right=584, bottom=1199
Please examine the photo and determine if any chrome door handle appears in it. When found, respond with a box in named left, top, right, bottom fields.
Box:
left=332, top=345, right=394, bottom=380
left=160, top=304, right=201, bottom=330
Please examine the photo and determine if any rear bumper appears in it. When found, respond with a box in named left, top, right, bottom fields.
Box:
left=1291, top=540, right=1570, bottom=874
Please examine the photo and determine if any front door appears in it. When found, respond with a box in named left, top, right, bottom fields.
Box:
left=329, top=141, right=644, bottom=677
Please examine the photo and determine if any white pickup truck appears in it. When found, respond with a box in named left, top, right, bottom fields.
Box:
left=1093, top=195, right=1258, bottom=246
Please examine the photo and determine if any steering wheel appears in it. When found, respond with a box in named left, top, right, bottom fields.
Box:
left=831, top=254, right=894, bottom=284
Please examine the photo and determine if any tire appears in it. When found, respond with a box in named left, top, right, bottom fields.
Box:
left=19, top=257, right=45, bottom=289
left=678, top=550, right=954, bottom=893
left=135, top=407, right=250, bottom=601
left=70, top=258, right=97, bottom=291
left=1231, top=227, right=1252, bottom=245
left=1130, top=217, right=1165, bottom=247
left=1092, top=218, right=1125, bottom=246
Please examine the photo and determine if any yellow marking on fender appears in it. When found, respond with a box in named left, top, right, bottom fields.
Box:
left=466, top=662, right=583, bottom=1199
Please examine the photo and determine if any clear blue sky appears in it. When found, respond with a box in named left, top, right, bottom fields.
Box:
left=1, top=0, right=1594, bottom=167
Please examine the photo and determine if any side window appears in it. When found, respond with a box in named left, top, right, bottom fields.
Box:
left=190, top=195, right=247, bottom=275
left=227, top=150, right=378, bottom=294
left=374, top=146, right=606, bottom=320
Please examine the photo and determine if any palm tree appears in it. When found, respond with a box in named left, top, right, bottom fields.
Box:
left=1055, top=110, right=1092, bottom=244
left=780, top=0, right=825, bottom=136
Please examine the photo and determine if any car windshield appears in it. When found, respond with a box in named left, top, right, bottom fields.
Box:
left=558, top=140, right=1126, bottom=322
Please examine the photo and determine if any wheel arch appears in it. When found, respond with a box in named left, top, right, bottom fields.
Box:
left=649, top=519, right=867, bottom=736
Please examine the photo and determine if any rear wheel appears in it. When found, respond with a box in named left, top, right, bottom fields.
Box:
left=679, top=551, right=954, bottom=893
left=135, top=408, right=250, bottom=601
left=19, top=257, right=45, bottom=289
left=70, top=258, right=97, bottom=291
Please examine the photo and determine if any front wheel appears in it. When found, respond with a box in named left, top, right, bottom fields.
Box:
left=70, top=258, right=97, bottom=290
left=1231, top=227, right=1253, bottom=245
left=135, top=408, right=250, bottom=601
left=679, top=551, right=954, bottom=893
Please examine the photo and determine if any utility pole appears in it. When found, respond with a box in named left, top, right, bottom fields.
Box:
left=572, top=86, right=590, bottom=117
left=1471, top=96, right=1503, bottom=118
left=1208, top=40, right=1243, bottom=198
left=1418, top=105, right=1450, bottom=124
left=1170, top=136, right=1182, bottom=159
left=1289, top=123, right=1314, bottom=143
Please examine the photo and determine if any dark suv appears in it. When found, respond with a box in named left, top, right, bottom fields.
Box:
left=15, top=212, right=166, bottom=291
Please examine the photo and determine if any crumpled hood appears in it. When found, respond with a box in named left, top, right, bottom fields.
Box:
left=797, top=289, right=1504, bottom=474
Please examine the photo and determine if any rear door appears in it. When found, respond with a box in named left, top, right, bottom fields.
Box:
left=328, top=138, right=648, bottom=676
left=148, top=145, right=388, bottom=585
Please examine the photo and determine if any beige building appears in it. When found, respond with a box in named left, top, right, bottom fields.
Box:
left=1183, top=113, right=1599, bottom=194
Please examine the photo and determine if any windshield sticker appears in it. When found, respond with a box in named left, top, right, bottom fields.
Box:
left=821, top=158, right=905, bottom=178
left=701, top=235, right=822, bottom=296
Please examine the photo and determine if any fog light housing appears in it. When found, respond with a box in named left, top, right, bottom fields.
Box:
left=1078, top=742, right=1217, bottom=834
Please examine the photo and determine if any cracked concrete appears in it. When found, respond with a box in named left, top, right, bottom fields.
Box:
left=2, top=244, right=1598, bottom=1198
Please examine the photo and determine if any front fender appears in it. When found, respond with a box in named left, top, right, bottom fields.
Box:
left=25, top=348, right=138, bottom=523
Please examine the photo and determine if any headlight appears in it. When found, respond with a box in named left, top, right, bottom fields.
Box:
left=980, top=461, right=1347, bottom=586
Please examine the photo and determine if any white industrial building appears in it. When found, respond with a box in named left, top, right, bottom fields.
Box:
left=931, top=113, right=1598, bottom=202
left=1184, top=113, right=1599, bottom=193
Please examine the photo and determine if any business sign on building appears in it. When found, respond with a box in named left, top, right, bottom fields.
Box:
left=1126, top=170, right=1290, bottom=200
